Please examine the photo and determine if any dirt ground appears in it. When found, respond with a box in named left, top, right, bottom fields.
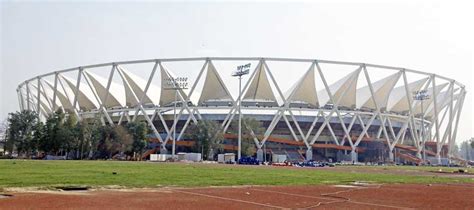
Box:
left=1, top=183, right=474, bottom=209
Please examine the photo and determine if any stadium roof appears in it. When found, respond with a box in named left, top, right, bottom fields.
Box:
left=198, top=61, right=233, bottom=105
left=19, top=58, right=464, bottom=116
left=285, top=64, right=318, bottom=107
left=243, top=62, right=277, bottom=102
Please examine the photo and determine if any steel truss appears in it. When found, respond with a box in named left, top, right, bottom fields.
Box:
left=17, top=57, right=466, bottom=163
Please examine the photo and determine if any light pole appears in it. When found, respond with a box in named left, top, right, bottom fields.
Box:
left=413, top=90, right=430, bottom=164
left=232, top=63, right=250, bottom=161
left=173, top=90, right=177, bottom=158
left=163, top=76, right=188, bottom=158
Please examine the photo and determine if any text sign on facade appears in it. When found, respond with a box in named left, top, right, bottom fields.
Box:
left=163, top=77, right=189, bottom=89
left=413, top=90, right=430, bottom=100
left=232, top=63, right=251, bottom=76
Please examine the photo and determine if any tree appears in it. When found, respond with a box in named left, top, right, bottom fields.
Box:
left=76, top=121, right=87, bottom=159
left=97, top=125, right=115, bottom=159
left=31, top=121, right=45, bottom=156
left=113, top=125, right=133, bottom=158
left=40, top=110, right=65, bottom=155
left=77, top=117, right=103, bottom=159
left=459, top=139, right=474, bottom=161
left=126, top=122, right=148, bottom=160
left=188, top=120, right=223, bottom=160
left=59, top=114, right=79, bottom=159
left=230, top=117, right=264, bottom=157
left=5, top=110, right=38, bottom=157
left=1, top=119, right=9, bottom=155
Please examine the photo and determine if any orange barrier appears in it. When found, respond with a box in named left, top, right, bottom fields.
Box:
left=141, top=148, right=159, bottom=159
left=393, top=143, right=436, bottom=156
left=146, top=133, right=371, bottom=156
left=223, top=134, right=364, bottom=152
left=395, top=152, right=422, bottom=164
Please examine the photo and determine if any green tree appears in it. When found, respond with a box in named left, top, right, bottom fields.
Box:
left=460, top=139, right=474, bottom=161
left=75, top=117, right=104, bottom=159
left=76, top=119, right=99, bottom=159
left=31, top=121, right=45, bottom=156
left=59, top=114, right=79, bottom=159
left=126, top=122, right=148, bottom=160
left=96, top=125, right=114, bottom=159
left=188, top=120, right=223, bottom=160
left=5, top=110, right=38, bottom=157
left=40, top=110, right=65, bottom=155
left=0, top=120, right=7, bottom=155
left=113, top=125, right=133, bottom=157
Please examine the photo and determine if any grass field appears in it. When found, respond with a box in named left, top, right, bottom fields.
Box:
left=0, top=160, right=473, bottom=189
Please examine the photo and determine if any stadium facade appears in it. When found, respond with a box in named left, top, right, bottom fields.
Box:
left=16, top=57, right=466, bottom=164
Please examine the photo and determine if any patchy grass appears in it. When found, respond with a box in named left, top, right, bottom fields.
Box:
left=0, top=160, right=473, bottom=189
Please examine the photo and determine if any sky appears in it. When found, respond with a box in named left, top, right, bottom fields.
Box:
left=1, top=0, right=473, bottom=143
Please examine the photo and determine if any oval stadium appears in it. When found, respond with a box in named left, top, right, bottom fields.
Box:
left=16, top=57, right=466, bottom=164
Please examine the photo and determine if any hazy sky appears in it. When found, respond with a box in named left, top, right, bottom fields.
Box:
left=1, top=0, right=473, bottom=143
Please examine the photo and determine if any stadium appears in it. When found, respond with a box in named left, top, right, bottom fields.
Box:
left=16, top=57, right=466, bottom=164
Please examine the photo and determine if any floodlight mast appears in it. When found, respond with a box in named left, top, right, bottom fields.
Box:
left=413, top=90, right=430, bottom=164
left=232, top=63, right=251, bottom=161
left=163, top=76, right=188, bottom=159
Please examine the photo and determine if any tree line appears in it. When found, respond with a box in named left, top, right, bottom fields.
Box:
left=3, top=110, right=148, bottom=160
left=458, top=138, right=474, bottom=161
left=2, top=109, right=265, bottom=161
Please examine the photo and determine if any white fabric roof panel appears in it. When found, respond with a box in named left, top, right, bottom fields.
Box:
left=117, top=66, right=160, bottom=107
left=122, top=77, right=139, bottom=107
left=84, top=71, right=125, bottom=108
left=30, top=93, right=49, bottom=116
left=285, top=64, right=318, bottom=107
left=318, top=68, right=361, bottom=108
left=198, top=61, right=233, bottom=105
left=38, top=97, right=52, bottom=114
left=425, top=88, right=459, bottom=117
left=159, top=65, right=188, bottom=106
left=243, top=63, right=277, bottom=102
left=31, top=82, right=62, bottom=111
left=60, top=75, right=98, bottom=111
left=44, top=80, right=74, bottom=111
left=387, top=77, right=429, bottom=113
left=413, top=82, right=448, bottom=114
left=356, top=72, right=401, bottom=110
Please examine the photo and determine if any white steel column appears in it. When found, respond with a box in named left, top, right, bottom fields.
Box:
left=70, top=68, right=83, bottom=120
left=449, top=89, right=465, bottom=157
left=36, top=77, right=42, bottom=119
left=431, top=76, right=441, bottom=164
left=17, top=88, right=24, bottom=111
left=99, top=64, right=117, bottom=125
left=313, top=62, right=361, bottom=161
left=52, top=73, right=59, bottom=111
left=237, top=73, right=242, bottom=160
left=161, top=60, right=208, bottom=146
left=82, top=70, right=114, bottom=125
left=26, top=81, right=31, bottom=111
left=132, top=61, right=158, bottom=122
left=363, top=65, right=393, bottom=162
